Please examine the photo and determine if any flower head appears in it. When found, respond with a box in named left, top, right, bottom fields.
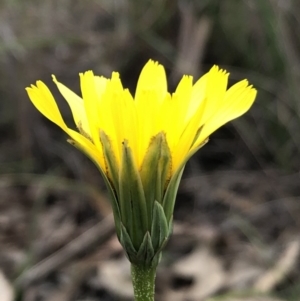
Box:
left=26, top=60, right=256, bottom=266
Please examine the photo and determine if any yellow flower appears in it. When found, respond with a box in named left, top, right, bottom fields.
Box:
left=26, top=61, right=256, bottom=174
left=26, top=60, right=256, bottom=266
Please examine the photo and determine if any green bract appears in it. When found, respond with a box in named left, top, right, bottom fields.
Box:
left=100, top=132, right=184, bottom=268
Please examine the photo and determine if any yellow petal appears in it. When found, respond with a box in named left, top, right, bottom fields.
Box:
left=52, top=75, right=91, bottom=137
left=136, top=89, right=162, bottom=166
left=68, top=128, right=105, bottom=170
left=99, top=72, right=133, bottom=164
left=167, top=75, right=193, bottom=149
left=197, top=66, right=229, bottom=125
left=121, top=89, right=138, bottom=162
left=94, top=75, right=108, bottom=100
left=195, top=81, right=257, bottom=146
left=172, top=94, right=206, bottom=171
left=26, top=81, right=67, bottom=130
left=26, top=82, right=105, bottom=170
left=155, top=92, right=172, bottom=144
left=135, top=60, right=167, bottom=103
left=134, top=61, right=168, bottom=166
left=80, top=71, right=101, bottom=148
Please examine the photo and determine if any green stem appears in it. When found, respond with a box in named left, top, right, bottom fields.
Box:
left=131, top=264, right=156, bottom=301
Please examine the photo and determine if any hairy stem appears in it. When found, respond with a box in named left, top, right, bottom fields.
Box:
left=131, top=264, right=156, bottom=301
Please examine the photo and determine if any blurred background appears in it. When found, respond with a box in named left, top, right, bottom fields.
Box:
left=1, top=0, right=300, bottom=300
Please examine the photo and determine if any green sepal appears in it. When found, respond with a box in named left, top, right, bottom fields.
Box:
left=67, top=139, right=122, bottom=237
left=120, top=225, right=162, bottom=268
left=137, top=232, right=154, bottom=266
left=168, top=215, right=173, bottom=237
left=162, top=129, right=208, bottom=223
left=99, top=130, right=119, bottom=192
left=120, top=223, right=137, bottom=261
left=151, top=201, right=169, bottom=251
left=152, top=238, right=167, bottom=266
left=162, top=167, right=185, bottom=223
left=155, top=133, right=172, bottom=204
left=119, top=141, right=148, bottom=250
left=139, top=132, right=171, bottom=228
